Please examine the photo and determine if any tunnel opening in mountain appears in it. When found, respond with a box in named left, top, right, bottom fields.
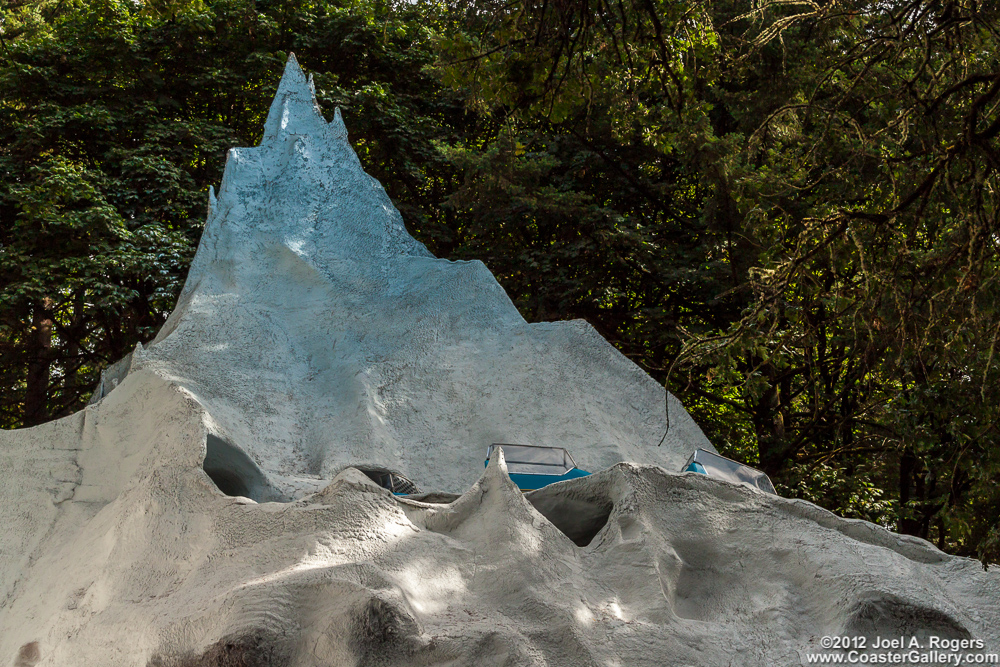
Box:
left=203, top=434, right=273, bottom=502
left=844, top=595, right=971, bottom=640
left=354, top=466, right=420, bottom=495
left=526, top=482, right=613, bottom=547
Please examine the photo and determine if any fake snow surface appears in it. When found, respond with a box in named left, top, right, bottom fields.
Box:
left=0, top=57, right=997, bottom=666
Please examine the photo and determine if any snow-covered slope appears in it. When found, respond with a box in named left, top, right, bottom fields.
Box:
left=0, top=56, right=996, bottom=666
left=122, top=54, right=713, bottom=497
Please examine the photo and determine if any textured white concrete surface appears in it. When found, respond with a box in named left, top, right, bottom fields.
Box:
left=0, top=56, right=997, bottom=666
left=128, top=54, right=712, bottom=498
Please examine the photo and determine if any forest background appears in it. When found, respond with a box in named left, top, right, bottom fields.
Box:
left=2, top=0, right=999, bottom=564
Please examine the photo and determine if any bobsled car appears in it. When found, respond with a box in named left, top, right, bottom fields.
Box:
left=682, top=448, right=777, bottom=494
left=486, top=443, right=591, bottom=491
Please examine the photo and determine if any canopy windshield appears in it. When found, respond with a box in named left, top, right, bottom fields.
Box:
left=487, top=444, right=577, bottom=476
left=684, top=449, right=777, bottom=494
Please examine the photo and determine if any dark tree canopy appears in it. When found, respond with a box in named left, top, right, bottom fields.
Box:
left=2, top=0, right=999, bottom=564
left=0, top=0, right=467, bottom=424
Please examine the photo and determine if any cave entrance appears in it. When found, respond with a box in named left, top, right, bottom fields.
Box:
left=354, top=466, right=419, bottom=495
left=203, top=435, right=273, bottom=502
left=526, top=485, right=613, bottom=547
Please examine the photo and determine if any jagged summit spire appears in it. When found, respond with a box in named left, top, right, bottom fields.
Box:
left=186, top=50, right=430, bottom=300
left=261, top=53, right=346, bottom=143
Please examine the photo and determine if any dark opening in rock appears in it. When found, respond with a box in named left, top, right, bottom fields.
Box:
left=354, top=466, right=419, bottom=494
left=203, top=435, right=275, bottom=502
left=845, top=595, right=971, bottom=640
left=15, top=642, right=40, bottom=667
left=148, top=631, right=287, bottom=667
left=526, top=485, right=613, bottom=547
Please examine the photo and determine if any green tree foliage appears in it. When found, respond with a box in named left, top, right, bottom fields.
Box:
left=711, top=0, right=1000, bottom=564
left=0, top=0, right=465, bottom=426
left=435, top=0, right=1000, bottom=563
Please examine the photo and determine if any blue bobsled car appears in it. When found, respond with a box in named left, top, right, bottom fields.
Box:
left=486, top=443, right=591, bottom=491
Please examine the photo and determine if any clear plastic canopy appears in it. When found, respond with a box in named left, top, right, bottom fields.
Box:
left=683, top=448, right=777, bottom=494
left=487, top=444, right=578, bottom=476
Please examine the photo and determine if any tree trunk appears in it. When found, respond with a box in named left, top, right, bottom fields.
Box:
left=24, top=297, right=54, bottom=427
left=898, top=446, right=921, bottom=537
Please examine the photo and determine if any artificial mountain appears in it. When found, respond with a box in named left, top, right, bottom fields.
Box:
left=0, top=56, right=997, bottom=666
